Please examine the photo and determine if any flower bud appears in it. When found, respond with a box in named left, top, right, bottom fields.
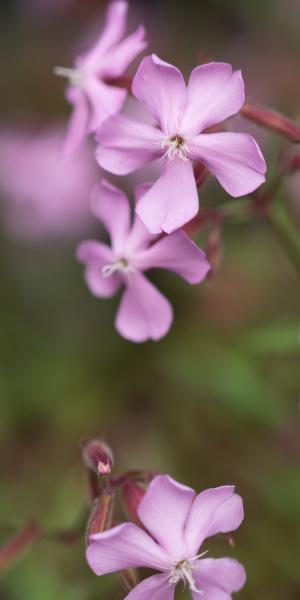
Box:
left=82, top=438, right=114, bottom=476
left=86, top=491, right=115, bottom=544
left=241, top=103, right=300, bottom=143
left=121, top=481, right=146, bottom=525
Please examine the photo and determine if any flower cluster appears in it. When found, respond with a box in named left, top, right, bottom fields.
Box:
left=56, top=0, right=266, bottom=343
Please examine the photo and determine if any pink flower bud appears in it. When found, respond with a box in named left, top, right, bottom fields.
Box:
left=82, top=438, right=114, bottom=476
left=121, top=481, right=146, bottom=525
left=241, top=103, right=300, bottom=143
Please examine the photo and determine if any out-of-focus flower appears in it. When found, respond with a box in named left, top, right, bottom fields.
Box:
left=0, top=126, right=96, bottom=240
left=54, top=1, right=147, bottom=156
left=86, top=474, right=246, bottom=599
left=96, top=54, right=266, bottom=234
left=77, top=180, right=210, bottom=342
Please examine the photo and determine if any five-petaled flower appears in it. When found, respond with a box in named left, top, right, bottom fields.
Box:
left=54, top=0, right=147, bottom=156
left=86, top=474, right=246, bottom=599
left=77, top=180, right=210, bottom=342
left=96, top=54, right=267, bottom=234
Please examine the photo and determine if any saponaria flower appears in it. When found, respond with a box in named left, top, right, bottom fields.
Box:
left=54, top=0, right=147, bottom=156
left=86, top=474, right=246, bottom=599
left=0, top=125, right=96, bottom=240
left=77, top=180, right=210, bottom=342
left=95, top=54, right=267, bottom=234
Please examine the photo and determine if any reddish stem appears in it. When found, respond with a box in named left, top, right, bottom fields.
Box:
left=0, top=522, right=40, bottom=575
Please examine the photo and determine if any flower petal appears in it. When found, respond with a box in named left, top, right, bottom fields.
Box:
left=115, top=272, right=173, bottom=342
left=189, top=132, right=266, bottom=197
left=125, top=215, right=157, bottom=254
left=77, top=240, right=120, bottom=297
left=135, top=230, right=210, bottom=283
left=134, top=182, right=153, bottom=204
left=193, top=558, right=246, bottom=600
left=138, top=474, right=195, bottom=562
left=181, top=63, right=245, bottom=135
left=136, top=158, right=199, bottom=234
left=124, top=574, right=175, bottom=600
left=86, top=522, right=170, bottom=575
left=84, top=78, right=127, bottom=131
left=90, top=179, right=130, bottom=253
left=102, top=25, right=147, bottom=78
left=63, top=86, right=89, bottom=157
left=80, top=1, right=128, bottom=71
left=123, top=183, right=157, bottom=252
left=132, top=54, right=186, bottom=135
left=185, top=486, right=244, bottom=556
left=95, top=114, right=163, bottom=175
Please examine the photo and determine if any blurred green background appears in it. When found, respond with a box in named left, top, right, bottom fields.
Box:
left=0, top=0, right=300, bottom=599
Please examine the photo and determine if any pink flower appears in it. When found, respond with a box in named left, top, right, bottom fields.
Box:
left=96, top=54, right=267, bottom=234
left=54, top=1, right=147, bottom=156
left=0, top=126, right=97, bottom=240
left=86, top=474, right=246, bottom=599
left=77, top=180, right=210, bottom=342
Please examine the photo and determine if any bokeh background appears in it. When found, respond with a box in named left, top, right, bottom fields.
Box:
left=0, top=1, right=300, bottom=599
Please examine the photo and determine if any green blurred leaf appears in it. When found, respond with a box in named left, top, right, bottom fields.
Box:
left=245, top=320, right=300, bottom=355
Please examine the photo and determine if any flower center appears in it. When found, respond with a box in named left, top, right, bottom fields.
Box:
left=160, top=134, right=188, bottom=161
left=53, top=66, right=84, bottom=86
left=168, top=559, right=203, bottom=595
left=102, top=258, right=135, bottom=278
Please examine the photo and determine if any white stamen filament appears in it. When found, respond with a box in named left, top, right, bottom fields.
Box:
left=53, top=66, right=83, bottom=85
left=168, top=551, right=208, bottom=595
left=102, top=258, right=135, bottom=278
left=159, top=135, right=189, bottom=161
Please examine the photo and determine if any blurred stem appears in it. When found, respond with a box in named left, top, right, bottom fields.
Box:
left=267, top=197, right=300, bottom=277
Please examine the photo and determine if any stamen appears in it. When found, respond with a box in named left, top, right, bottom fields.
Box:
left=168, top=559, right=204, bottom=595
left=158, top=134, right=188, bottom=161
left=53, top=66, right=83, bottom=85
left=102, top=258, right=135, bottom=278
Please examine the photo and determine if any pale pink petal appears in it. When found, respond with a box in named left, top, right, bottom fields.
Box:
left=84, top=78, right=127, bottom=131
left=125, top=215, right=156, bottom=254
left=138, top=475, right=195, bottom=561
left=102, top=25, right=147, bottom=78
left=95, top=114, right=163, bottom=175
left=135, top=231, right=210, bottom=283
left=193, top=558, right=246, bottom=600
left=185, top=486, right=244, bottom=556
left=63, top=86, right=89, bottom=157
left=136, top=158, right=199, bottom=234
left=80, top=1, right=128, bottom=71
left=124, top=574, right=175, bottom=600
left=77, top=240, right=120, bottom=297
left=134, top=182, right=152, bottom=204
left=132, top=54, right=186, bottom=135
left=181, top=63, right=245, bottom=135
left=115, top=272, right=173, bottom=342
left=86, top=522, right=171, bottom=575
left=189, top=132, right=266, bottom=197
left=125, top=184, right=156, bottom=252
left=90, top=180, right=130, bottom=253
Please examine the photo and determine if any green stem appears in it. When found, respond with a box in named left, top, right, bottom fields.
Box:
left=267, top=198, right=300, bottom=277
